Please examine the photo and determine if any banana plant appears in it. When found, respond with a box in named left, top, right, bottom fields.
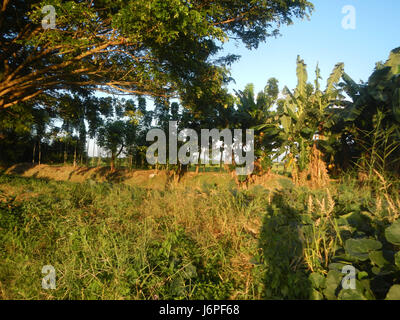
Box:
left=336, top=47, right=400, bottom=127
left=332, top=47, right=400, bottom=173
left=266, top=56, right=345, bottom=173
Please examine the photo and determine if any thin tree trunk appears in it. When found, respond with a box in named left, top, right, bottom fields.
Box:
left=92, top=140, right=96, bottom=167
left=32, top=141, right=36, bottom=164
left=80, top=142, right=83, bottom=166
left=64, top=142, right=68, bottom=165
left=38, top=141, right=41, bottom=165
left=86, top=139, right=90, bottom=167
left=110, top=153, right=115, bottom=172
left=220, top=147, right=223, bottom=172
left=97, top=144, right=101, bottom=167
left=73, top=145, right=77, bottom=168
left=59, top=142, right=62, bottom=164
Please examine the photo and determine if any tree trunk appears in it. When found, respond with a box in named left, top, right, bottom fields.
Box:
left=64, top=142, right=68, bottom=165
left=87, top=140, right=90, bottom=167
left=73, top=145, right=77, bottom=168
left=110, top=153, right=116, bottom=172
left=59, top=143, right=62, bottom=164
left=219, top=144, right=224, bottom=172
left=96, top=144, right=101, bottom=167
left=80, top=144, right=84, bottom=166
left=38, top=141, right=41, bottom=165
left=32, top=141, right=36, bottom=164
left=92, top=141, right=95, bottom=167
left=129, top=155, right=133, bottom=171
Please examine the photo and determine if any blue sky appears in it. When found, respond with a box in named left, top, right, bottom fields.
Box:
left=221, top=0, right=400, bottom=95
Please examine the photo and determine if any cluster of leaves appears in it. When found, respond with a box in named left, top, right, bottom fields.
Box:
left=255, top=47, right=400, bottom=176
left=144, top=227, right=234, bottom=299
left=275, top=57, right=343, bottom=172
left=330, top=48, right=400, bottom=174
left=310, top=215, right=400, bottom=300
left=258, top=179, right=400, bottom=300
left=0, top=0, right=313, bottom=110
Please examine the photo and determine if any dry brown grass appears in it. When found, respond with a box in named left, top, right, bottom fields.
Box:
left=4, top=163, right=286, bottom=193
left=298, top=144, right=330, bottom=189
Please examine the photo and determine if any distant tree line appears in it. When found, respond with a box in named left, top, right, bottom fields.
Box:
left=1, top=48, right=399, bottom=178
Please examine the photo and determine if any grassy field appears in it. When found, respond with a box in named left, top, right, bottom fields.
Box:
left=0, top=166, right=399, bottom=300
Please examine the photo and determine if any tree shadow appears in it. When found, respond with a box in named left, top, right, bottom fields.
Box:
left=73, top=167, right=92, bottom=176
left=105, top=168, right=131, bottom=183
left=5, top=163, right=37, bottom=175
left=258, top=191, right=312, bottom=299
left=67, top=166, right=93, bottom=181
left=65, top=166, right=130, bottom=183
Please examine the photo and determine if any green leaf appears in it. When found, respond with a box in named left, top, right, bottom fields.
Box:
left=385, top=220, right=400, bottom=245
left=371, top=266, right=381, bottom=275
left=384, top=47, right=400, bottom=75
left=310, top=289, right=324, bottom=300
left=325, top=62, right=344, bottom=96
left=323, top=270, right=343, bottom=300
left=369, top=251, right=389, bottom=268
left=295, top=56, right=308, bottom=100
left=328, top=262, right=353, bottom=272
left=395, top=252, right=400, bottom=269
left=385, top=285, right=400, bottom=300
left=344, top=238, right=382, bottom=261
left=338, top=288, right=367, bottom=300
left=341, top=72, right=360, bottom=100
left=336, top=211, right=372, bottom=233
left=359, top=279, right=376, bottom=300
left=309, top=272, right=325, bottom=289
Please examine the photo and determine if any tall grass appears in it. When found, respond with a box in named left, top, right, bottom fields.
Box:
left=0, top=175, right=268, bottom=299
left=0, top=171, right=399, bottom=300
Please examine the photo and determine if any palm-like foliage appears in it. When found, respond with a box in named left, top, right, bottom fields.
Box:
left=332, top=47, right=400, bottom=173
left=236, top=79, right=280, bottom=170
left=259, top=56, right=345, bottom=173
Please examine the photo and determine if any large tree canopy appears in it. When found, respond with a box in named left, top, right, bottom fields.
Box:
left=0, top=0, right=313, bottom=110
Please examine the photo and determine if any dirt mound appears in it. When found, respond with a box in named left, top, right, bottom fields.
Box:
left=4, top=164, right=168, bottom=188
left=3, top=163, right=288, bottom=191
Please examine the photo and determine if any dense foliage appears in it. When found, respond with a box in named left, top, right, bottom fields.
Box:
left=1, top=0, right=400, bottom=302
left=0, top=0, right=313, bottom=110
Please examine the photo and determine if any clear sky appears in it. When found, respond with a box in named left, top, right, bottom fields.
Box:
left=221, top=0, right=400, bottom=95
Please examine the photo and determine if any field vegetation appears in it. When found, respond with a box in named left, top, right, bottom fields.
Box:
left=1, top=0, right=400, bottom=300
left=0, top=165, right=399, bottom=300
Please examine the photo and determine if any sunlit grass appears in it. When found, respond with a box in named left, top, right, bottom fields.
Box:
left=0, top=171, right=399, bottom=300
